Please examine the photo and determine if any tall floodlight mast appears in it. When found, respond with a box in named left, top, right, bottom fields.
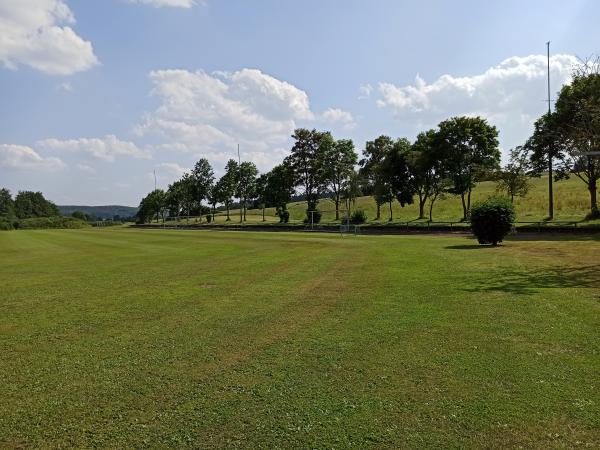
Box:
left=546, top=41, right=554, bottom=219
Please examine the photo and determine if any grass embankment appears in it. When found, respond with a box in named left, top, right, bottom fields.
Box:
left=1, top=228, right=598, bottom=447
left=209, top=175, right=598, bottom=226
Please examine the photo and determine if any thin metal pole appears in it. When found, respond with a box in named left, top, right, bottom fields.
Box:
left=546, top=41, right=554, bottom=219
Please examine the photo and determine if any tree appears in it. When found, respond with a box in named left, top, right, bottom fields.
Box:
left=360, top=135, right=394, bottom=220
left=495, top=147, right=531, bottom=203
left=0, top=188, right=15, bottom=220
left=381, top=138, right=415, bottom=221
left=409, top=130, right=448, bottom=220
left=343, top=170, right=363, bottom=213
left=322, top=138, right=358, bottom=220
left=14, top=191, right=60, bottom=219
left=285, top=128, right=331, bottom=221
left=166, top=179, right=187, bottom=220
left=236, top=161, right=258, bottom=222
left=218, top=160, right=239, bottom=221
left=434, top=116, right=500, bottom=220
left=552, top=59, right=600, bottom=218
left=71, top=210, right=87, bottom=221
left=143, top=189, right=167, bottom=223
left=263, top=163, right=295, bottom=212
left=255, top=174, right=269, bottom=221
left=191, top=158, right=214, bottom=217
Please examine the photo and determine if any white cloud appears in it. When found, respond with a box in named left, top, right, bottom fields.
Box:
left=56, top=81, right=73, bottom=92
left=375, top=54, right=578, bottom=151
left=0, top=144, right=65, bottom=170
left=358, top=83, right=373, bottom=99
left=76, top=163, right=95, bottom=173
left=38, top=135, right=151, bottom=162
left=0, top=0, right=98, bottom=75
left=321, top=107, right=356, bottom=129
left=128, top=0, right=198, bottom=7
left=157, top=162, right=188, bottom=177
left=136, top=68, right=318, bottom=168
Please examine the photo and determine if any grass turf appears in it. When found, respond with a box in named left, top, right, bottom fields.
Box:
left=0, top=228, right=598, bottom=448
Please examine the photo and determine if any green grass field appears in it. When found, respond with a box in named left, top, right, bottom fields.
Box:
left=1, top=228, right=599, bottom=448
left=210, top=174, right=598, bottom=225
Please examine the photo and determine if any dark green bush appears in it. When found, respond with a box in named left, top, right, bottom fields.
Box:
left=17, top=217, right=90, bottom=230
left=276, top=208, right=290, bottom=223
left=470, top=197, right=515, bottom=246
left=206, top=214, right=212, bottom=223
left=350, top=209, right=367, bottom=224
left=0, top=219, right=14, bottom=230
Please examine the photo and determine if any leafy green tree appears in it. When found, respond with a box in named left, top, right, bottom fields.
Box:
left=552, top=61, right=600, bottom=218
left=381, top=138, right=415, bottom=220
left=191, top=158, right=214, bottom=217
left=71, top=210, right=87, bottom=221
left=343, top=170, right=363, bottom=214
left=409, top=130, right=448, bottom=220
left=14, top=191, right=60, bottom=219
left=0, top=188, right=15, bottom=220
left=263, top=163, right=295, bottom=212
left=434, top=116, right=500, bottom=220
left=285, top=128, right=331, bottom=221
left=236, top=161, right=258, bottom=222
left=360, top=135, right=394, bottom=220
left=255, top=173, right=269, bottom=221
left=322, top=138, right=358, bottom=220
left=166, top=179, right=187, bottom=220
left=495, top=147, right=531, bottom=203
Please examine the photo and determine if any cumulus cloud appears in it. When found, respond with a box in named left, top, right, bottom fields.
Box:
left=358, top=83, right=373, bottom=99
left=321, top=107, right=356, bottom=129
left=0, top=0, right=98, bottom=75
left=375, top=54, right=578, bottom=151
left=38, top=135, right=151, bottom=162
left=157, top=162, right=189, bottom=177
left=128, top=0, right=198, bottom=7
left=135, top=68, right=319, bottom=168
left=0, top=144, right=65, bottom=170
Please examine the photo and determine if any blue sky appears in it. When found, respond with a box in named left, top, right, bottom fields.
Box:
left=1, top=0, right=599, bottom=205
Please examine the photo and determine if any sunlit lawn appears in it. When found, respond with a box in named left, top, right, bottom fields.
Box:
left=1, top=228, right=598, bottom=448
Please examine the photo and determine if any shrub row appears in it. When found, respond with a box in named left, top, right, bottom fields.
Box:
left=1, top=216, right=91, bottom=230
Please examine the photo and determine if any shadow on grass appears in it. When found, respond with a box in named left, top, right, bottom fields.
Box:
left=465, top=265, right=600, bottom=295
left=445, top=244, right=487, bottom=250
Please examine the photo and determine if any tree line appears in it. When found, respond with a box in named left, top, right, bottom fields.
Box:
left=132, top=60, right=598, bottom=224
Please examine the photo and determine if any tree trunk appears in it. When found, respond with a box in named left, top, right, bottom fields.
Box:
left=226, top=205, right=230, bottom=221
left=460, top=193, right=467, bottom=221
left=467, top=188, right=472, bottom=218
left=429, top=196, right=436, bottom=222
left=376, top=202, right=380, bottom=220
left=389, top=200, right=393, bottom=221
left=589, top=178, right=598, bottom=217
left=418, top=193, right=426, bottom=219
left=262, top=206, right=265, bottom=222
left=335, top=194, right=340, bottom=221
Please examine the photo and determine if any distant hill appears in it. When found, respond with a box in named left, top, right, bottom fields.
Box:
left=58, top=205, right=138, bottom=220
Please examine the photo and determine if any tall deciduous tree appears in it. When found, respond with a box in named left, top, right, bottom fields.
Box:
left=435, top=116, right=500, bottom=220
left=495, top=147, right=531, bottom=203
left=14, top=191, right=60, bottom=219
left=360, top=135, right=394, bottom=220
left=0, top=188, right=15, bottom=220
left=285, top=128, right=331, bottom=221
left=236, top=161, right=258, bottom=222
left=322, top=138, right=358, bottom=220
left=381, top=138, right=415, bottom=221
left=191, top=158, right=214, bottom=216
left=552, top=60, right=600, bottom=218
left=264, top=163, right=295, bottom=212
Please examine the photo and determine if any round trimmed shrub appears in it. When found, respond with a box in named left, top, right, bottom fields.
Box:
left=470, top=197, right=515, bottom=246
left=276, top=208, right=290, bottom=223
left=350, top=209, right=367, bottom=224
